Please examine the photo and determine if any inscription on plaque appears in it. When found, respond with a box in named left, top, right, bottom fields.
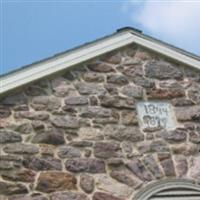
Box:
left=137, top=102, right=176, bottom=130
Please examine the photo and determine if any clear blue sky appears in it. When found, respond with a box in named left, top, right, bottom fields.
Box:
left=1, top=1, right=200, bottom=75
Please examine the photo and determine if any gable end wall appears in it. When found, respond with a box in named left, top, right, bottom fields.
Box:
left=0, top=44, right=200, bottom=200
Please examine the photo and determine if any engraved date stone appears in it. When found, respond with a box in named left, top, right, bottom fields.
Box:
left=137, top=102, right=177, bottom=131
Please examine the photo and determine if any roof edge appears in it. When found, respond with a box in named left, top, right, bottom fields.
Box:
left=1, top=27, right=200, bottom=95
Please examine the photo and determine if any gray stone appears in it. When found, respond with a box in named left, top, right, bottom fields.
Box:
left=121, top=141, right=133, bottom=155
left=76, top=83, right=106, bottom=95
left=0, top=161, right=14, bottom=170
left=31, top=96, right=61, bottom=111
left=31, top=121, right=45, bottom=131
left=137, top=141, right=151, bottom=154
left=107, top=159, right=124, bottom=166
left=65, top=96, right=88, bottom=105
left=87, top=62, right=115, bottom=73
left=172, top=98, right=195, bottom=107
left=65, top=158, right=105, bottom=173
left=104, top=84, right=118, bottom=95
left=51, top=77, right=73, bottom=97
left=100, top=95, right=135, bottom=109
left=162, top=129, right=187, bottom=143
left=14, top=111, right=49, bottom=121
left=174, top=155, right=188, bottom=177
left=126, top=159, right=153, bottom=181
left=0, top=130, right=22, bottom=143
left=145, top=61, right=183, bottom=79
left=1, top=169, right=36, bottom=182
left=51, top=116, right=79, bottom=129
left=94, top=142, right=122, bottom=159
left=1, top=93, right=27, bottom=106
left=122, top=65, right=143, bottom=78
left=89, top=96, right=98, bottom=105
left=69, top=141, right=93, bottom=147
left=188, top=83, right=200, bottom=104
left=80, top=106, right=111, bottom=118
left=0, top=181, right=28, bottom=195
left=61, top=105, right=77, bottom=115
left=23, top=156, right=62, bottom=171
left=93, top=192, right=122, bottom=200
left=83, top=72, right=104, bottom=82
left=0, top=155, right=23, bottom=162
left=121, top=110, right=138, bottom=125
left=189, top=131, right=200, bottom=144
left=58, top=146, right=81, bottom=158
left=101, top=52, right=121, bottom=64
left=25, top=85, right=47, bottom=96
left=184, top=67, right=200, bottom=79
left=172, top=143, right=199, bottom=156
left=133, top=76, right=155, bottom=88
left=158, top=153, right=176, bottom=177
left=104, top=125, right=144, bottom=142
left=121, top=85, right=143, bottom=98
left=107, top=74, right=129, bottom=85
left=92, top=117, right=118, bottom=125
left=80, top=174, right=94, bottom=193
left=32, top=129, right=65, bottom=145
left=0, top=106, right=11, bottom=118
left=3, top=143, right=39, bottom=154
left=124, top=45, right=138, bottom=57
left=135, top=48, right=153, bottom=60
left=143, top=155, right=163, bottom=179
left=84, top=149, right=92, bottom=157
left=8, top=195, right=48, bottom=200
left=15, top=123, right=32, bottom=134
left=175, top=106, right=200, bottom=121
left=150, top=140, right=170, bottom=152
left=50, top=192, right=89, bottom=200
left=13, top=104, right=29, bottom=111
left=51, top=77, right=68, bottom=88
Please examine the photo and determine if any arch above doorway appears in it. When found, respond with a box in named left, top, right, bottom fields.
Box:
left=134, top=179, right=200, bottom=200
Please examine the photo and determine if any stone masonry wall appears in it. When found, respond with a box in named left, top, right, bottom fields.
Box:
left=0, top=44, right=200, bottom=200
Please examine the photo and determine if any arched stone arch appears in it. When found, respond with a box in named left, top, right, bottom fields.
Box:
left=134, top=179, right=200, bottom=200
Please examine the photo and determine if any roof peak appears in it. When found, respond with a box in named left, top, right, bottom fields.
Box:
left=117, top=26, right=142, bottom=34
left=1, top=27, right=199, bottom=95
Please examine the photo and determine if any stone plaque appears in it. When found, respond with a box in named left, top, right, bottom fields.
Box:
left=137, top=102, right=176, bottom=131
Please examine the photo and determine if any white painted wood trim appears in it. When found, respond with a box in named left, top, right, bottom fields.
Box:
left=0, top=32, right=135, bottom=94
left=1, top=30, right=200, bottom=94
left=130, top=33, right=200, bottom=70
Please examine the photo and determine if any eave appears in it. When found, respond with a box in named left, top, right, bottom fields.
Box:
left=1, top=27, right=200, bottom=95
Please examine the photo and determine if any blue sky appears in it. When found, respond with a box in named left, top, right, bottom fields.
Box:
left=1, top=1, right=200, bottom=75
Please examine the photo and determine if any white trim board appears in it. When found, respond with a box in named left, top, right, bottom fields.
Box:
left=1, top=30, right=200, bottom=94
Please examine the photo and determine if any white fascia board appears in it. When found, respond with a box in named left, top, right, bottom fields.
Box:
left=1, top=31, right=200, bottom=94
left=130, top=33, right=200, bottom=70
left=0, top=32, right=135, bottom=94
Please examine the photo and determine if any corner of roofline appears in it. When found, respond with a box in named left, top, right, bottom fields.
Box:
left=116, top=26, right=142, bottom=34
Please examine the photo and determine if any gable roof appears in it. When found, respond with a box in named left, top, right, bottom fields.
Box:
left=1, top=27, right=200, bottom=95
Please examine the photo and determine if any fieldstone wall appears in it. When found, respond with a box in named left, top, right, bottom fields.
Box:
left=0, top=44, right=200, bottom=200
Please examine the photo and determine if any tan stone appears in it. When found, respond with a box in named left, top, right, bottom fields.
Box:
left=36, top=172, right=77, bottom=192
left=78, top=127, right=103, bottom=140
left=96, top=175, right=133, bottom=199
left=189, top=156, right=200, bottom=180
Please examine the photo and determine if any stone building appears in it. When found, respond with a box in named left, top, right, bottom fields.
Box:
left=0, top=27, right=200, bottom=200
